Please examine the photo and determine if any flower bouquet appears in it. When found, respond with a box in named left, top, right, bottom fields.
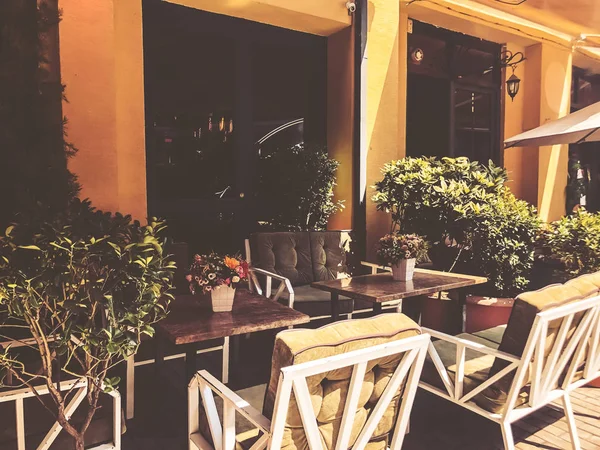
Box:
left=187, top=253, right=249, bottom=312
left=376, top=234, right=428, bottom=281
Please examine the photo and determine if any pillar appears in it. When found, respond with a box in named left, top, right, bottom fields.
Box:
left=59, top=0, right=147, bottom=220
left=365, top=0, right=401, bottom=260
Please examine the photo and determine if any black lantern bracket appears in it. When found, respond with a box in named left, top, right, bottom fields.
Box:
left=499, top=50, right=526, bottom=102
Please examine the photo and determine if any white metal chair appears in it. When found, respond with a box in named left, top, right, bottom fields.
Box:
left=420, top=292, right=600, bottom=450
left=188, top=315, right=430, bottom=450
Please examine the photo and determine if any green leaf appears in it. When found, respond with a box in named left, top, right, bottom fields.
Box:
left=18, top=245, right=41, bottom=251
left=5, top=226, right=14, bottom=236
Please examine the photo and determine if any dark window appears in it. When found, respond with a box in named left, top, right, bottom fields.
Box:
left=142, top=0, right=326, bottom=253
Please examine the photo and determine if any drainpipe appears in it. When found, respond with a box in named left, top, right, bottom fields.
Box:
left=353, top=0, right=368, bottom=263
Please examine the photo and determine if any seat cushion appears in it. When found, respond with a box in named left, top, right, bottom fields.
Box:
left=249, top=232, right=314, bottom=286
left=263, top=314, right=421, bottom=450
left=472, top=325, right=506, bottom=346
left=280, top=285, right=354, bottom=317
left=309, top=231, right=349, bottom=282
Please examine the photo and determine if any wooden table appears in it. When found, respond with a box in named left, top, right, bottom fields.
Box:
left=311, top=268, right=487, bottom=332
left=155, top=290, right=310, bottom=381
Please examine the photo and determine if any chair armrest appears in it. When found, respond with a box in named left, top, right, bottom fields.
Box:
left=420, top=327, right=521, bottom=406
left=422, top=327, right=520, bottom=363
left=192, top=370, right=271, bottom=433
left=361, top=261, right=391, bottom=274
left=248, top=267, right=295, bottom=307
left=250, top=267, right=289, bottom=283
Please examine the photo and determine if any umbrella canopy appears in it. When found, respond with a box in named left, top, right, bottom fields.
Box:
left=505, top=101, right=600, bottom=148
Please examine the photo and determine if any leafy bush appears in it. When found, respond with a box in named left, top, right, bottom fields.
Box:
left=373, top=157, right=541, bottom=297
left=538, top=209, right=600, bottom=276
left=258, top=144, right=344, bottom=231
left=372, top=157, right=506, bottom=245
left=0, top=199, right=175, bottom=450
left=459, top=191, right=541, bottom=297
left=376, top=234, right=429, bottom=266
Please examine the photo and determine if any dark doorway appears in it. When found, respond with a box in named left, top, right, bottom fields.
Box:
left=142, top=0, right=327, bottom=254
left=406, top=20, right=502, bottom=164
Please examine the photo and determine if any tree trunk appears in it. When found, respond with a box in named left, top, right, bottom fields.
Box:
left=74, top=435, right=85, bottom=450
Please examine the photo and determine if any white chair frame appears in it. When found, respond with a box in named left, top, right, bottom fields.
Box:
left=420, top=293, right=600, bottom=450
left=0, top=378, right=121, bottom=450
left=188, top=333, right=430, bottom=450
left=125, top=339, right=229, bottom=419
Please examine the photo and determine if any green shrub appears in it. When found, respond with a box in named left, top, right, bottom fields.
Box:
left=460, top=191, right=541, bottom=297
left=372, top=156, right=506, bottom=245
left=373, top=157, right=541, bottom=297
left=0, top=199, right=175, bottom=449
left=258, top=144, right=344, bottom=231
left=538, top=209, right=600, bottom=276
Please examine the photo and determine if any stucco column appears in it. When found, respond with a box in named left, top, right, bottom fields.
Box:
left=522, top=43, right=572, bottom=222
left=59, top=0, right=147, bottom=220
left=365, top=0, right=401, bottom=260
left=537, top=44, right=572, bottom=221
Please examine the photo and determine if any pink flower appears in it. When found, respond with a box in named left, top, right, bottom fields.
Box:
left=194, top=254, right=202, bottom=262
left=186, top=274, right=193, bottom=282
left=225, top=278, right=231, bottom=285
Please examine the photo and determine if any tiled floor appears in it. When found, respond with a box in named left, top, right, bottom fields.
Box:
left=122, top=332, right=600, bottom=450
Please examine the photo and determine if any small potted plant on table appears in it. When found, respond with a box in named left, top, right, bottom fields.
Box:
left=377, top=234, right=428, bottom=281
left=188, top=253, right=248, bottom=312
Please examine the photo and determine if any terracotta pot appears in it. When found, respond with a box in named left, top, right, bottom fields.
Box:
left=465, top=295, right=514, bottom=333
left=587, top=377, right=600, bottom=388
left=391, top=259, right=416, bottom=281
left=211, top=285, right=236, bottom=312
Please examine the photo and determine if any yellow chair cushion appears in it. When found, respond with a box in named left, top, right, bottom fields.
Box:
left=263, top=314, right=421, bottom=450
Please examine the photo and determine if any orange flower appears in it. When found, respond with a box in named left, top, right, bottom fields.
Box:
left=224, top=256, right=240, bottom=269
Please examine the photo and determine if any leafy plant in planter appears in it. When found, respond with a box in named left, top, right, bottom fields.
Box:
left=372, top=156, right=506, bottom=245
left=373, top=157, right=541, bottom=297
left=258, top=144, right=344, bottom=231
left=458, top=191, right=541, bottom=297
left=0, top=199, right=175, bottom=450
left=538, top=209, right=600, bottom=277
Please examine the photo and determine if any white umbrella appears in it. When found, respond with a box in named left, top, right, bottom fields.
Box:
left=505, top=101, right=600, bottom=148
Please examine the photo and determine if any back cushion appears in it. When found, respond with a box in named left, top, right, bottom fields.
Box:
left=263, top=314, right=421, bottom=450
left=249, top=232, right=314, bottom=286
left=309, top=231, right=348, bottom=282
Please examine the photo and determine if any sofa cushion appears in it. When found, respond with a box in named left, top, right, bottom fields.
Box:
left=263, top=314, right=421, bottom=450
left=309, top=231, right=348, bottom=282
left=249, top=232, right=314, bottom=286
left=280, top=285, right=354, bottom=317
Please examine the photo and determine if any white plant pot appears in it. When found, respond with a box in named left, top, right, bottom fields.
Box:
left=211, top=285, right=236, bottom=312
left=391, top=259, right=416, bottom=281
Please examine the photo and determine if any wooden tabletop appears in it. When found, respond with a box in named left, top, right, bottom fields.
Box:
left=156, top=290, right=310, bottom=345
left=311, top=268, right=487, bottom=303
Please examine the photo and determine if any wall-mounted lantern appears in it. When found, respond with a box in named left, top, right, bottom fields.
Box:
left=499, top=50, right=526, bottom=102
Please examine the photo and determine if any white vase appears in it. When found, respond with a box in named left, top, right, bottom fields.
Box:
left=391, top=259, right=416, bottom=281
left=210, top=285, right=236, bottom=312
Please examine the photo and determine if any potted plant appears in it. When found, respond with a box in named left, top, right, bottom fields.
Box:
left=376, top=234, right=428, bottom=281
left=0, top=199, right=175, bottom=450
left=188, top=253, right=249, bottom=312
left=373, top=157, right=541, bottom=332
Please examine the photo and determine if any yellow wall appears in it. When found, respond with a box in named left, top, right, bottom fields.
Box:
left=60, top=0, right=147, bottom=220
left=537, top=43, right=572, bottom=221
left=327, top=26, right=355, bottom=230
left=165, top=0, right=350, bottom=36
left=503, top=42, right=539, bottom=205
left=365, top=0, right=401, bottom=259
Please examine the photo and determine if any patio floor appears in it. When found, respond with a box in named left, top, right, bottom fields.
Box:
left=122, top=330, right=600, bottom=450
